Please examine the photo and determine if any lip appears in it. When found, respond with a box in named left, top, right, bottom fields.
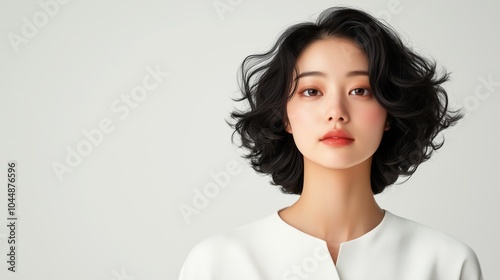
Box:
left=320, top=129, right=354, bottom=146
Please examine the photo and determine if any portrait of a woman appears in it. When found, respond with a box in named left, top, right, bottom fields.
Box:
left=178, top=6, right=483, bottom=279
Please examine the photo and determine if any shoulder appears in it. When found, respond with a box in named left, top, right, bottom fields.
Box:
left=188, top=212, right=276, bottom=254
left=178, top=213, right=276, bottom=280
left=385, top=211, right=483, bottom=279
left=387, top=211, right=474, bottom=253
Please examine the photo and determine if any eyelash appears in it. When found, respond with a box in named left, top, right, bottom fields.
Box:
left=301, top=87, right=372, bottom=97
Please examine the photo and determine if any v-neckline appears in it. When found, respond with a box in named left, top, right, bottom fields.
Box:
left=274, top=207, right=389, bottom=268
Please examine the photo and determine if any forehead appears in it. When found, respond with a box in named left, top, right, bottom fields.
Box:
left=295, top=37, right=368, bottom=73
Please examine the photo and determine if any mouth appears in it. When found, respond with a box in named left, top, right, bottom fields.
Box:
left=320, top=129, right=354, bottom=141
left=320, top=129, right=354, bottom=146
left=320, top=137, right=354, bottom=145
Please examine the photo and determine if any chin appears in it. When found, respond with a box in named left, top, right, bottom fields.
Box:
left=307, top=155, right=373, bottom=171
left=311, top=159, right=363, bottom=170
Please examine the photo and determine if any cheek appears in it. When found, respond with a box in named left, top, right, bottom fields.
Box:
left=360, top=105, right=387, bottom=130
left=286, top=102, right=320, bottom=130
left=286, top=104, right=323, bottom=150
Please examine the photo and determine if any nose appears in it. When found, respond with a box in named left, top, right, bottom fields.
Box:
left=329, top=115, right=346, bottom=122
left=326, top=92, right=349, bottom=123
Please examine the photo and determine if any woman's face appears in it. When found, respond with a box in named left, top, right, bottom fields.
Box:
left=285, top=37, right=388, bottom=170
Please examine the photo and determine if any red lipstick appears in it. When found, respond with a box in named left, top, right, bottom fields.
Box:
left=320, top=129, right=354, bottom=146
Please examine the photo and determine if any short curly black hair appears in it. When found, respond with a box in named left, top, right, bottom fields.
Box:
left=226, top=6, right=462, bottom=195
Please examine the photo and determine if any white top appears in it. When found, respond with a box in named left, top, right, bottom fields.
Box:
left=178, top=208, right=483, bottom=280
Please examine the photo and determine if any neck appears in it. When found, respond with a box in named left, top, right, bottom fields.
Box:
left=281, top=156, right=384, bottom=244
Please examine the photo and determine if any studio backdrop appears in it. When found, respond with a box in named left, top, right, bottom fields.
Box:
left=0, top=0, right=498, bottom=279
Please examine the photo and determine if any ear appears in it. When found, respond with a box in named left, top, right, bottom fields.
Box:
left=384, top=119, right=390, bottom=131
left=284, top=119, right=292, bottom=134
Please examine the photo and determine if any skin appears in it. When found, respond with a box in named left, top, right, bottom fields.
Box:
left=279, top=36, right=390, bottom=265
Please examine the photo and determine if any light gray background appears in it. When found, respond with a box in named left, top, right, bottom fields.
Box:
left=0, top=0, right=498, bottom=279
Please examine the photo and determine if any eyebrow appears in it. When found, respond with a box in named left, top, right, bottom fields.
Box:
left=294, top=70, right=369, bottom=81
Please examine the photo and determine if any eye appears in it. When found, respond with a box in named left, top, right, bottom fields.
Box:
left=349, top=88, right=372, bottom=96
left=301, top=88, right=321, bottom=97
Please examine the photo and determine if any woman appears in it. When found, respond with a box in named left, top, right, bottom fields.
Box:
left=178, top=6, right=483, bottom=279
